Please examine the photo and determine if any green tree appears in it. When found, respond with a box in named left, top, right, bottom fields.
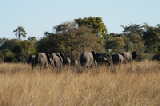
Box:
left=121, top=34, right=131, bottom=52
left=13, top=26, right=27, bottom=41
left=127, top=33, right=144, bottom=53
left=0, top=39, right=19, bottom=50
left=59, top=25, right=104, bottom=58
left=36, top=35, right=59, bottom=54
left=0, top=49, right=17, bottom=62
left=12, top=40, right=36, bottom=62
left=75, top=17, right=107, bottom=38
left=105, top=37, right=125, bottom=53
left=38, top=22, right=105, bottom=59
left=121, top=23, right=145, bottom=36
left=0, top=38, right=7, bottom=46
left=143, top=24, right=160, bottom=53
left=28, top=36, right=36, bottom=42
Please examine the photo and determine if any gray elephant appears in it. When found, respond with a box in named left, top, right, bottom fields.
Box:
left=96, top=53, right=112, bottom=66
left=32, top=53, right=48, bottom=69
left=80, top=51, right=97, bottom=67
left=120, top=51, right=136, bottom=65
left=56, top=53, right=64, bottom=67
left=63, top=57, right=71, bottom=66
left=97, top=57, right=108, bottom=65
left=50, top=53, right=64, bottom=68
left=112, top=53, right=125, bottom=65
left=112, top=51, right=136, bottom=66
left=71, top=59, right=78, bottom=66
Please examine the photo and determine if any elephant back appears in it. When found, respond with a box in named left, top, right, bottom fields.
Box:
left=112, top=53, right=124, bottom=64
left=80, top=51, right=96, bottom=67
left=38, top=53, right=48, bottom=65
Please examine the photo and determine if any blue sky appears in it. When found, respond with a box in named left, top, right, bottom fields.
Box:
left=0, top=0, right=160, bottom=40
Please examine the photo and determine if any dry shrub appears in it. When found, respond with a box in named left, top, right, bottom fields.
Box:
left=0, top=60, right=160, bottom=106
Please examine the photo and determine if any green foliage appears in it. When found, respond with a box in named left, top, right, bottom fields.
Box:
left=143, top=24, right=160, bottom=53
left=121, top=34, right=131, bottom=52
left=13, top=26, right=27, bottom=41
left=106, top=33, right=144, bottom=53
left=0, top=38, right=7, bottom=46
left=75, top=17, right=107, bottom=38
left=36, top=34, right=59, bottom=53
left=127, top=33, right=144, bottom=53
left=12, top=40, right=36, bottom=62
left=59, top=25, right=104, bottom=58
left=0, top=49, right=17, bottom=62
left=0, top=39, right=19, bottom=50
left=121, top=23, right=144, bottom=36
left=105, top=37, right=125, bottom=53
left=28, top=36, right=36, bottom=42
left=39, top=23, right=105, bottom=59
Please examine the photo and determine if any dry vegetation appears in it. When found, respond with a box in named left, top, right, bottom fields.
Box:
left=0, top=60, right=160, bottom=106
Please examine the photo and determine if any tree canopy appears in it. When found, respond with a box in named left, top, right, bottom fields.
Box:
left=13, top=26, right=27, bottom=41
left=75, top=17, right=107, bottom=38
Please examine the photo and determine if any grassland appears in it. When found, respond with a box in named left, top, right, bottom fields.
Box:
left=0, top=60, right=160, bottom=106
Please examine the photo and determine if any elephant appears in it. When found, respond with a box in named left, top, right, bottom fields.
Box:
left=56, top=53, right=64, bottom=67
left=50, top=53, right=64, bottom=68
left=112, top=51, right=137, bottom=68
left=120, top=51, right=137, bottom=65
left=50, top=53, right=62, bottom=68
left=97, top=57, right=109, bottom=65
left=32, top=53, right=48, bottom=69
left=63, top=57, right=71, bottom=66
left=111, top=53, right=126, bottom=71
left=112, top=53, right=125, bottom=65
left=96, top=53, right=112, bottom=66
left=80, top=51, right=97, bottom=67
left=71, top=59, right=78, bottom=66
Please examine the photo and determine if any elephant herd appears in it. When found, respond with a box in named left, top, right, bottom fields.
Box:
left=28, top=53, right=78, bottom=69
left=28, top=51, right=137, bottom=69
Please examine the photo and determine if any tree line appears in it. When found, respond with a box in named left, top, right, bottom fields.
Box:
left=0, top=17, right=160, bottom=63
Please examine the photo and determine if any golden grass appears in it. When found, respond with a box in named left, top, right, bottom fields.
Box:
left=0, top=60, right=160, bottom=106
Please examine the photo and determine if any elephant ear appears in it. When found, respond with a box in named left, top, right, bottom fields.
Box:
left=112, top=53, right=116, bottom=59
left=56, top=53, right=61, bottom=59
left=92, top=51, right=96, bottom=61
left=45, top=53, right=50, bottom=62
left=60, top=53, right=64, bottom=59
left=132, top=51, right=136, bottom=60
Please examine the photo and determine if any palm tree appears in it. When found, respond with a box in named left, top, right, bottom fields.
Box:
left=13, top=26, right=27, bottom=41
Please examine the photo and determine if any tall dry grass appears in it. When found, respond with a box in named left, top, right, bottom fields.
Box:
left=0, top=60, right=160, bottom=106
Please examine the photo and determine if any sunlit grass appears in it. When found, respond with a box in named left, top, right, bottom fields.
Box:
left=0, top=60, right=160, bottom=106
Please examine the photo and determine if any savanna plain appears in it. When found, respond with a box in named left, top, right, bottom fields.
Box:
left=0, top=60, right=160, bottom=106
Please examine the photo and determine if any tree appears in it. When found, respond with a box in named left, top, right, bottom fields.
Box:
left=143, top=24, right=160, bottom=53
left=121, top=23, right=145, bottom=36
left=0, top=49, right=17, bottom=62
left=59, top=25, right=104, bottom=58
left=28, top=36, right=36, bottom=42
left=105, top=37, right=125, bottom=53
left=12, top=40, right=36, bottom=62
left=36, top=35, right=59, bottom=54
left=0, top=39, right=19, bottom=50
left=38, top=21, right=105, bottom=59
left=121, top=34, right=131, bottom=52
left=0, top=38, right=7, bottom=46
left=75, top=17, right=107, bottom=38
left=127, top=33, right=144, bottom=53
left=13, top=26, right=27, bottom=41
